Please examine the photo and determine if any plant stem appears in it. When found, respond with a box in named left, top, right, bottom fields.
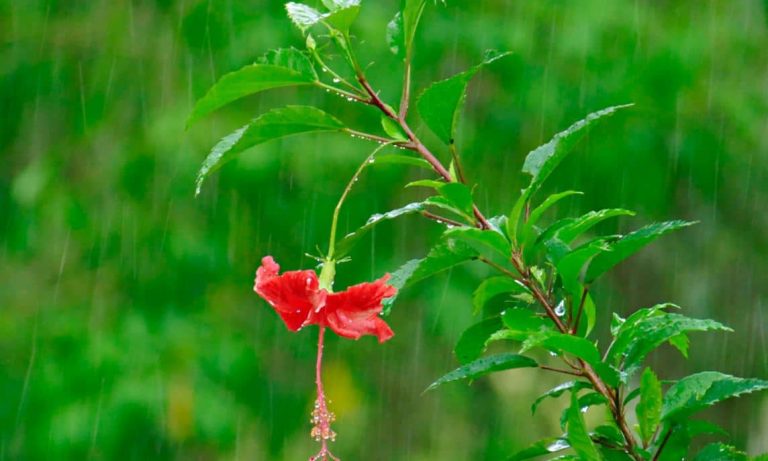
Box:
left=652, top=427, right=674, bottom=461
left=327, top=142, right=393, bottom=260
left=310, top=327, right=339, bottom=461
left=539, top=365, right=584, bottom=377
left=571, top=287, right=589, bottom=334
left=421, top=211, right=466, bottom=228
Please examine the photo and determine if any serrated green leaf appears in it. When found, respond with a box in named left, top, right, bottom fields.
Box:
left=523, top=104, right=633, bottom=194
left=566, top=391, right=602, bottom=461
left=407, top=239, right=478, bottom=287
left=285, top=2, right=325, bottom=31
left=559, top=392, right=608, bottom=431
left=416, top=52, right=511, bottom=144
left=380, top=234, right=480, bottom=314
left=507, top=437, right=570, bottom=461
left=555, top=209, right=636, bottom=244
left=637, top=368, right=663, bottom=445
left=425, top=353, right=537, bottom=392
left=454, top=317, right=503, bottom=364
left=324, top=4, right=361, bottom=32
left=662, top=372, right=768, bottom=421
left=496, top=308, right=549, bottom=342
left=554, top=238, right=613, bottom=298
left=531, top=381, right=593, bottom=415
left=444, top=226, right=511, bottom=260
left=523, top=330, right=620, bottom=386
left=195, top=106, right=344, bottom=194
left=438, top=182, right=475, bottom=216
left=585, top=220, right=696, bottom=282
left=521, top=190, right=583, bottom=255
left=187, top=48, right=317, bottom=126
left=592, top=424, right=625, bottom=446
left=693, top=443, right=748, bottom=461
left=381, top=258, right=420, bottom=316
left=473, top=277, right=529, bottom=315
left=286, top=1, right=359, bottom=33
left=334, top=202, right=425, bottom=257
left=607, top=310, right=732, bottom=378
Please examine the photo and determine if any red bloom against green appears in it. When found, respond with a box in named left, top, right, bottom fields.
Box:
left=254, top=256, right=396, bottom=342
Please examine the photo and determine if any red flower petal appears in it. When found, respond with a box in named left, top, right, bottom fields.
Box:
left=321, top=274, right=396, bottom=342
left=254, top=256, right=325, bottom=331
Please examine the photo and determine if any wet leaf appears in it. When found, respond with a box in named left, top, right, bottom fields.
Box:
left=187, top=48, right=317, bottom=125
left=585, top=220, right=696, bottom=282
left=531, top=381, right=593, bottom=415
left=507, top=437, right=570, bottom=461
left=692, top=443, right=748, bottom=461
left=472, top=277, right=529, bottom=315
left=661, top=372, right=768, bottom=421
left=566, top=391, right=602, bottom=460
left=335, top=202, right=425, bottom=257
left=195, top=106, right=344, bottom=194
left=637, top=368, right=662, bottom=445
left=607, top=310, right=732, bottom=378
left=416, top=52, right=511, bottom=145
left=425, top=353, right=537, bottom=392
left=454, top=317, right=503, bottom=364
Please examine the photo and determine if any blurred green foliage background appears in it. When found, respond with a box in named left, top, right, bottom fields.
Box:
left=2, top=0, right=768, bottom=459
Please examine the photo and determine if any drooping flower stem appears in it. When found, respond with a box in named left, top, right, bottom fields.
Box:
left=326, top=142, right=394, bottom=261
left=310, top=326, right=339, bottom=461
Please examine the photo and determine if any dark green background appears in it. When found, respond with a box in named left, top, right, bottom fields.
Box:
left=2, top=0, right=767, bottom=459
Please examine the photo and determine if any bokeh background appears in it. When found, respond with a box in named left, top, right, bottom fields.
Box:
left=2, top=0, right=768, bottom=459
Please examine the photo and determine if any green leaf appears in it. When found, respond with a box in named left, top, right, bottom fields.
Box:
left=566, top=391, right=602, bottom=461
left=381, top=259, right=420, bottom=316
left=507, top=437, right=570, bottom=461
left=286, top=1, right=360, bottom=33
left=662, top=372, right=768, bottom=421
left=473, top=277, right=529, bottom=315
left=693, top=443, right=748, bottom=461
left=401, top=0, right=427, bottom=59
left=425, top=353, right=537, bottom=392
left=637, top=368, right=663, bottom=445
left=416, top=52, right=511, bottom=144
left=372, top=154, right=431, bottom=169
left=559, top=392, right=609, bottom=431
left=531, top=381, right=593, bottom=415
left=521, top=190, right=583, bottom=256
left=324, top=5, right=361, bottom=32
left=554, top=238, right=613, bottom=298
left=522, top=331, right=620, bottom=386
left=187, top=48, right=317, bottom=126
left=438, top=182, right=475, bottom=216
left=383, top=239, right=478, bottom=312
left=285, top=2, right=325, bottom=31
left=496, top=308, right=548, bottom=342
left=386, top=12, right=405, bottom=57
left=522, top=104, right=633, bottom=195
left=607, top=310, right=732, bottom=378
left=554, top=209, right=636, bottom=245
left=444, top=227, right=511, bottom=260
left=334, top=202, right=425, bottom=257
left=381, top=115, right=409, bottom=141
left=406, top=179, right=444, bottom=189
left=454, top=317, right=503, bottom=364
left=585, top=221, right=696, bottom=282
left=195, top=106, right=344, bottom=195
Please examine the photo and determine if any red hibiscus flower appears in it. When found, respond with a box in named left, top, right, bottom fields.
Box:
left=254, top=256, right=396, bottom=342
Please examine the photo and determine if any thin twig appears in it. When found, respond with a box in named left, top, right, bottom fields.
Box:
left=539, top=365, right=584, bottom=377
left=571, top=286, right=590, bottom=334
left=422, top=211, right=466, bottom=228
